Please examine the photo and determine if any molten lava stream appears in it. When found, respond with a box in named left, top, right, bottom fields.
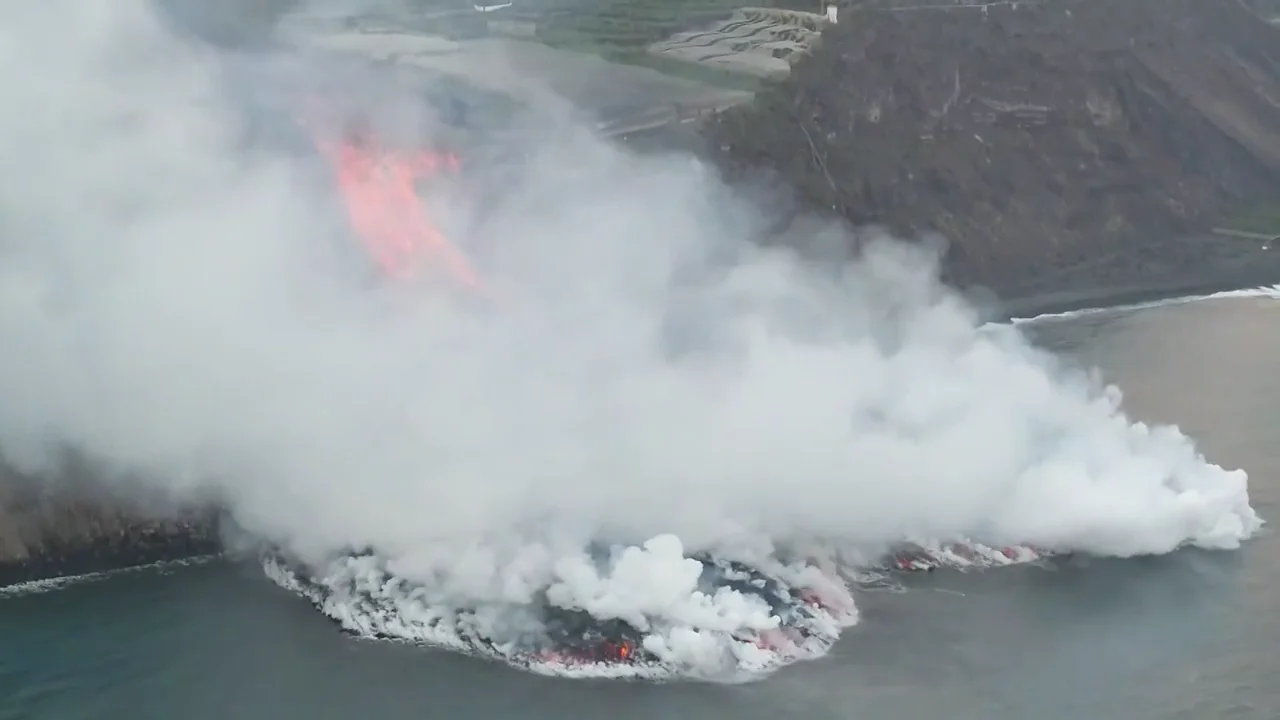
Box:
left=322, top=135, right=483, bottom=292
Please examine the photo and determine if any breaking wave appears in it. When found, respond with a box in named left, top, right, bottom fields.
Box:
left=1009, top=284, right=1280, bottom=325
left=0, top=556, right=219, bottom=598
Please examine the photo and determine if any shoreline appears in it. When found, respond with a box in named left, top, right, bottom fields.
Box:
left=996, top=260, right=1280, bottom=320
left=992, top=233, right=1280, bottom=319
left=0, top=521, right=222, bottom=590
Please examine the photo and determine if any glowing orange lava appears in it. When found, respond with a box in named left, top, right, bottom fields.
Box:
left=314, top=129, right=480, bottom=290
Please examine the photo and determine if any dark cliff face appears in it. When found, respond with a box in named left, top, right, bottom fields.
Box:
left=704, top=0, right=1280, bottom=299
left=0, top=469, right=220, bottom=588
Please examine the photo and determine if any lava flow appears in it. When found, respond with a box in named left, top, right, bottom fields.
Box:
left=313, top=125, right=481, bottom=290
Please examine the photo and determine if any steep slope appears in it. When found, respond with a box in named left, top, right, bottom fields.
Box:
left=705, top=0, right=1280, bottom=298
left=0, top=467, right=219, bottom=587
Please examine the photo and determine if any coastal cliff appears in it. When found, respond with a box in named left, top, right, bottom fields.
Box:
left=0, top=468, right=219, bottom=588
left=9, top=0, right=1280, bottom=588
left=705, top=0, right=1280, bottom=302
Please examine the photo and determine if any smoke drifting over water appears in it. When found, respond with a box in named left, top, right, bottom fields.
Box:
left=0, top=0, right=1263, bottom=678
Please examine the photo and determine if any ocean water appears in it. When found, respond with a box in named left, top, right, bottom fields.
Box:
left=3, top=295, right=1279, bottom=720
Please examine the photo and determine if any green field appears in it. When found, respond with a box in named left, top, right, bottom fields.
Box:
left=434, top=0, right=823, bottom=88
left=1219, top=202, right=1280, bottom=236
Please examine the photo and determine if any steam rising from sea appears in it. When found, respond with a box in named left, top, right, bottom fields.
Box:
left=0, top=0, right=1261, bottom=680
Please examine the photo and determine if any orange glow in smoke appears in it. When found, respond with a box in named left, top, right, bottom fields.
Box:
left=314, top=128, right=480, bottom=290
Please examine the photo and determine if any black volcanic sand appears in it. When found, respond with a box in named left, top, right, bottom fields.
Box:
left=0, top=469, right=222, bottom=588
left=0, top=529, right=221, bottom=588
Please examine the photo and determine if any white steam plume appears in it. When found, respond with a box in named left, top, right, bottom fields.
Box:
left=0, top=0, right=1262, bottom=671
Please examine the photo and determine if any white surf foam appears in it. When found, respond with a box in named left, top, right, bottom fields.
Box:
left=0, top=555, right=219, bottom=598
left=1009, top=284, right=1280, bottom=326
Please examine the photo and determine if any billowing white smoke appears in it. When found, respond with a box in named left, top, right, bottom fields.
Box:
left=0, top=0, right=1261, bottom=664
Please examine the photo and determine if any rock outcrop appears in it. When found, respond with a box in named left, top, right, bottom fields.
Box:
left=0, top=468, right=219, bottom=588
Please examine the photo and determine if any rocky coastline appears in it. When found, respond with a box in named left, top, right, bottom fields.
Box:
left=8, top=0, right=1280, bottom=589
left=0, top=470, right=221, bottom=589
left=702, top=0, right=1280, bottom=301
